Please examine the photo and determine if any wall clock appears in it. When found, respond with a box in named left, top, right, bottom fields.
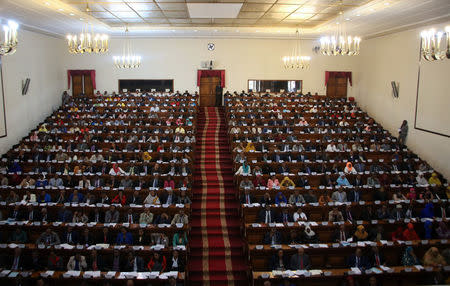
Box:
left=207, top=43, right=215, bottom=51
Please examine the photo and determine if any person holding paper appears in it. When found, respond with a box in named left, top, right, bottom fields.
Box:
left=289, top=247, right=311, bottom=270
left=328, top=207, right=344, bottom=222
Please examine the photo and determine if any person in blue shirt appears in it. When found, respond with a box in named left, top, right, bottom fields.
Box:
left=336, top=174, right=351, bottom=186
left=275, top=192, right=287, bottom=205
left=35, top=175, right=48, bottom=188
left=37, top=190, right=52, bottom=203
left=420, top=203, right=434, bottom=219
left=116, top=227, right=133, bottom=245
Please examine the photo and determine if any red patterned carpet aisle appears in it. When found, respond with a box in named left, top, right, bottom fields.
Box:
left=189, top=107, right=248, bottom=285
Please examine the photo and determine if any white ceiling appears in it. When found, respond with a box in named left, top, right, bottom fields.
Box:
left=0, top=0, right=449, bottom=39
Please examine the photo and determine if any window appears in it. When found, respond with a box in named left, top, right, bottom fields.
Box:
left=247, top=80, right=302, bottom=93
left=118, top=79, right=174, bottom=93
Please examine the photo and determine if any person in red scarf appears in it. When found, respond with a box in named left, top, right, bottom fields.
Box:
left=147, top=252, right=166, bottom=272
left=111, top=191, right=127, bottom=205
left=391, top=227, right=404, bottom=242
left=403, top=223, right=420, bottom=240
left=47, top=250, right=63, bottom=270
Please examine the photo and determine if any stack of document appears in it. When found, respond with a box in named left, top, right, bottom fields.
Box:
left=62, top=271, right=81, bottom=278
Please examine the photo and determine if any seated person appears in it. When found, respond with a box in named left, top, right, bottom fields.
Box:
left=269, top=249, right=289, bottom=271
left=353, top=225, right=369, bottom=241
left=401, top=246, right=421, bottom=266
left=290, top=247, right=311, bottom=270
left=263, top=228, right=283, bottom=245
left=288, top=189, right=305, bottom=204
left=301, top=226, right=318, bottom=244
left=328, top=207, right=344, bottom=222
left=347, top=248, right=368, bottom=269
left=274, top=192, right=287, bottom=205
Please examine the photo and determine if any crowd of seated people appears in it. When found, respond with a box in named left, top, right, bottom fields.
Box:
left=0, top=90, right=197, bottom=284
left=225, top=91, right=449, bottom=285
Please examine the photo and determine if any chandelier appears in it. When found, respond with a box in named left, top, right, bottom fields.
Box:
left=282, top=29, right=311, bottom=69
left=420, top=26, right=450, bottom=61
left=0, top=20, right=18, bottom=56
left=113, top=26, right=141, bottom=69
left=319, top=2, right=361, bottom=56
left=66, top=3, right=108, bottom=54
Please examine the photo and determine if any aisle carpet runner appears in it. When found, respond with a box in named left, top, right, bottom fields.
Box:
left=188, top=107, right=248, bottom=285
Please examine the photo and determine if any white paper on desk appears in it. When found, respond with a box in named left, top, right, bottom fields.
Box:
left=310, top=222, right=318, bottom=226
left=295, top=270, right=307, bottom=276
left=319, top=244, right=328, bottom=248
left=60, top=243, right=75, bottom=249
left=105, top=271, right=116, bottom=278
left=371, top=267, right=383, bottom=274
left=350, top=267, right=362, bottom=275
left=40, top=271, right=54, bottom=277
left=414, top=265, right=424, bottom=271
left=272, top=270, right=283, bottom=276
left=0, top=270, right=10, bottom=277
left=165, top=271, right=178, bottom=278
left=175, top=245, right=186, bottom=251
left=8, top=272, right=19, bottom=278
left=65, top=270, right=81, bottom=277
left=357, top=241, right=365, bottom=247
left=310, top=270, right=323, bottom=276
left=380, top=266, right=391, bottom=272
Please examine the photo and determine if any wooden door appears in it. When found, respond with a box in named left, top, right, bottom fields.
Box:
left=326, top=74, right=348, bottom=98
left=84, top=74, right=94, bottom=96
left=72, top=75, right=83, bottom=97
left=200, top=77, right=220, bottom=107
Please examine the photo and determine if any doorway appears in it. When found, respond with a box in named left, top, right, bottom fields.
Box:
left=326, top=73, right=348, bottom=98
left=199, top=76, right=220, bottom=107
left=72, top=74, right=94, bottom=96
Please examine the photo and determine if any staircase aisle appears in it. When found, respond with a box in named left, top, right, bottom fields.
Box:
left=188, top=107, right=248, bottom=285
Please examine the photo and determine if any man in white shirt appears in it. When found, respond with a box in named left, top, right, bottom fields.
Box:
left=293, top=207, right=308, bottom=222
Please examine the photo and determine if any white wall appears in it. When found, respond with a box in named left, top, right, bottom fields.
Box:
left=62, top=38, right=358, bottom=97
left=0, top=29, right=65, bottom=154
left=355, top=23, right=450, bottom=179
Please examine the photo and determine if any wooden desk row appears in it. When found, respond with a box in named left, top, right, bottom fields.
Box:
left=244, top=219, right=446, bottom=244
left=252, top=266, right=448, bottom=286
left=249, top=239, right=450, bottom=271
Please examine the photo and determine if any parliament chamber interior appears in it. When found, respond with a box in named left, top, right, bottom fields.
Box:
left=0, top=1, right=449, bottom=286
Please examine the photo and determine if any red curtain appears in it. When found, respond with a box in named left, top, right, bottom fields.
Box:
left=325, top=71, right=352, bottom=86
left=67, top=70, right=96, bottom=89
left=197, top=70, right=225, bottom=87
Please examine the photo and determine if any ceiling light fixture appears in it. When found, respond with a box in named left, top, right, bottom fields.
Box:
left=113, top=25, right=141, bottom=69
left=66, top=2, right=108, bottom=54
left=319, top=1, right=361, bottom=56
left=282, top=28, right=310, bottom=69
left=420, top=26, right=450, bottom=61
left=0, top=20, right=19, bottom=56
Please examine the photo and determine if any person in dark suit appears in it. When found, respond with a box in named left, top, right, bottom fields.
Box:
left=79, top=228, right=95, bottom=245
left=269, top=249, right=289, bottom=270
left=62, top=226, right=79, bottom=244
left=347, top=188, right=362, bottom=202
left=127, top=191, right=142, bottom=205
left=368, top=246, right=386, bottom=268
left=343, top=205, right=355, bottom=223
left=97, top=227, right=113, bottom=244
left=347, top=248, right=369, bottom=269
left=263, top=228, right=283, bottom=245
left=215, top=81, right=223, bottom=107
left=240, top=189, right=256, bottom=204
left=277, top=208, right=293, bottom=223
left=332, top=224, right=350, bottom=243
left=107, top=249, right=124, bottom=272
left=289, top=247, right=311, bottom=270
left=124, top=251, right=145, bottom=272
left=9, top=248, right=27, bottom=271
left=88, top=249, right=104, bottom=271
left=435, top=202, right=449, bottom=219
left=123, top=209, right=138, bottom=224
left=8, top=205, right=23, bottom=221
left=167, top=250, right=184, bottom=272
left=160, top=189, right=178, bottom=205
left=134, top=229, right=150, bottom=245
left=258, top=204, right=276, bottom=224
